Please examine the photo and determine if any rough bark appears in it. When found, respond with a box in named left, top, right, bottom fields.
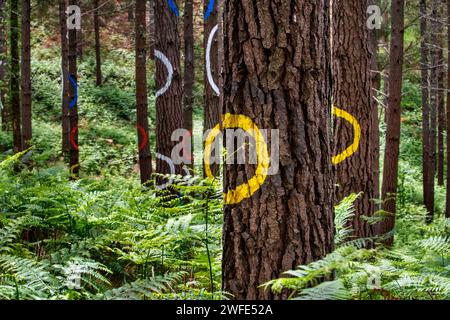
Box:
left=437, top=14, right=445, bottom=187
left=59, top=0, right=70, bottom=156
left=0, top=0, right=8, bottom=132
left=446, top=0, right=450, bottom=218
left=182, top=0, right=194, bottom=167
left=69, top=0, right=79, bottom=179
left=380, top=0, right=405, bottom=246
left=21, top=0, right=32, bottom=149
left=154, top=0, right=183, bottom=175
left=135, top=0, right=152, bottom=184
left=332, top=0, right=375, bottom=239
left=10, top=0, right=22, bottom=154
left=148, top=0, right=155, bottom=60
left=94, top=0, right=102, bottom=86
left=203, top=0, right=220, bottom=177
left=222, top=0, right=334, bottom=299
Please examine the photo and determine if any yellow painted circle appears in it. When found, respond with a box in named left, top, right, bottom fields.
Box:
left=204, top=113, right=270, bottom=205
left=332, top=106, right=361, bottom=165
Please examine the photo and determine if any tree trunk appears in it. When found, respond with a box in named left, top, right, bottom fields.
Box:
left=0, top=0, right=8, bottom=132
left=203, top=0, right=220, bottom=177
left=10, top=0, right=22, bottom=154
left=128, top=1, right=135, bottom=21
left=446, top=0, right=450, bottom=218
left=59, top=0, right=70, bottom=156
left=135, top=0, right=152, bottom=184
left=222, top=0, right=334, bottom=300
left=148, top=0, right=155, bottom=60
left=380, top=0, right=405, bottom=246
left=154, top=0, right=183, bottom=175
left=182, top=0, right=194, bottom=167
left=332, top=0, right=375, bottom=239
left=21, top=0, right=32, bottom=149
left=420, top=0, right=433, bottom=218
left=437, top=15, right=445, bottom=187
left=94, top=0, right=102, bottom=86
left=69, top=0, right=79, bottom=179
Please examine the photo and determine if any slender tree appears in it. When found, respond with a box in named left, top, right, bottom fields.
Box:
left=68, top=0, right=79, bottom=178
left=10, top=0, right=21, bottom=154
left=182, top=0, right=194, bottom=167
left=222, top=0, right=334, bottom=299
left=148, top=0, right=155, bottom=60
left=446, top=0, right=450, bottom=218
left=203, top=0, right=220, bottom=177
left=135, top=0, right=152, bottom=184
left=94, top=0, right=102, bottom=86
left=0, top=0, right=8, bottom=132
left=380, top=0, right=405, bottom=246
left=332, top=0, right=375, bottom=239
left=77, top=0, right=83, bottom=60
left=59, top=0, right=70, bottom=155
left=21, top=0, right=32, bottom=149
left=437, top=2, right=445, bottom=186
left=154, top=0, right=183, bottom=175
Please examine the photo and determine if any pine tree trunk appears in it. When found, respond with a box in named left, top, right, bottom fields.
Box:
left=182, top=0, right=194, bottom=167
left=420, top=0, right=433, bottom=218
left=446, top=0, right=450, bottom=218
left=222, top=0, right=334, bottom=300
left=69, top=0, right=79, bottom=179
left=148, top=0, right=155, bottom=60
left=0, top=0, right=8, bottom=132
left=203, top=0, right=220, bottom=177
left=332, top=0, right=375, bottom=239
left=437, top=17, right=445, bottom=186
left=380, top=0, right=405, bottom=246
left=94, top=0, right=102, bottom=86
left=21, top=0, right=32, bottom=149
left=10, top=0, right=22, bottom=154
left=59, top=0, right=70, bottom=156
left=154, top=0, right=183, bottom=175
left=135, top=0, right=152, bottom=184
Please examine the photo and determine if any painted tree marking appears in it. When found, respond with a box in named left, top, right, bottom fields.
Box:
left=155, top=50, right=174, bottom=98
left=69, top=164, right=80, bottom=180
left=68, top=74, right=78, bottom=109
left=206, top=24, right=220, bottom=96
left=204, top=113, right=270, bottom=205
left=204, top=0, right=215, bottom=20
left=332, top=106, right=361, bottom=165
left=167, top=0, right=179, bottom=17
left=156, top=153, right=175, bottom=189
left=66, top=5, right=81, bottom=30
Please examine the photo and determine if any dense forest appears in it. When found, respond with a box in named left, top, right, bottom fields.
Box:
left=0, top=0, right=449, bottom=301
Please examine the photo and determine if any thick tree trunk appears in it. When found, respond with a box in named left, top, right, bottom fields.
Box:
left=380, top=0, right=405, bottom=246
left=135, top=0, right=152, bottom=184
left=10, top=0, right=22, bottom=154
left=446, top=0, right=450, bottom=218
left=332, top=0, right=375, bottom=239
left=21, top=0, right=32, bottom=149
left=154, top=0, right=183, bottom=175
left=94, top=0, right=102, bottom=86
left=69, top=0, right=79, bottom=179
left=222, top=0, right=334, bottom=300
left=182, top=0, right=194, bottom=167
left=0, top=0, right=8, bottom=132
left=420, top=0, right=433, bottom=218
left=203, top=0, right=220, bottom=177
left=59, top=0, right=70, bottom=156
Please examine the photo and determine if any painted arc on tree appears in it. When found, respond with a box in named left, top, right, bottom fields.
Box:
left=68, top=74, right=77, bottom=109
left=332, top=106, right=361, bottom=165
left=206, top=24, right=220, bottom=96
left=167, top=0, right=179, bottom=17
left=204, top=0, right=215, bottom=21
left=155, top=50, right=174, bottom=98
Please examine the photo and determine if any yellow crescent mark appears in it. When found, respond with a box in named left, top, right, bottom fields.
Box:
left=204, top=113, right=270, bottom=205
left=332, top=106, right=361, bottom=165
left=69, top=164, right=80, bottom=180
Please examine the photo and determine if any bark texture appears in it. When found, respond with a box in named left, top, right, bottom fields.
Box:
left=94, top=0, right=103, bottom=86
left=21, top=0, right=32, bottom=149
left=183, top=0, right=194, bottom=166
left=59, top=0, right=70, bottom=156
left=0, top=0, right=8, bottom=131
left=10, top=0, right=22, bottom=154
left=69, top=0, right=79, bottom=178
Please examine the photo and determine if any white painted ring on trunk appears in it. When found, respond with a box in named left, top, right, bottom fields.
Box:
left=156, top=153, right=175, bottom=190
left=155, top=50, right=174, bottom=98
left=206, top=24, right=220, bottom=96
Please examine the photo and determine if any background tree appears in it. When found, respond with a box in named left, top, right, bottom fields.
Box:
left=182, top=0, right=194, bottom=167
left=0, top=0, right=8, bottom=131
left=446, top=0, right=450, bottom=218
left=21, top=0, right=32, bottom=149
left=94, top=0, right=102, bottom=86
left=380, top=0, right=405, bottom=245
left=10, top=0, right=21, bottom=154
left=59, top=0, right=70, bottom=156
left=436, top=2, right=445, bottom=186
left=222, top=0, right=334, bottom=299
left=154, top=0, right=183, bottom=175
left=332, top=0, right=375, bottom=239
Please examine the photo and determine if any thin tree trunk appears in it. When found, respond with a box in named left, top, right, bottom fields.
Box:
left=10, top=0, right=22, bottom=154
left=148, top=0, right=155, bottom=60
left=222, top=0, right=334, bottom=299
left=332, top=0, right=375, bottom=239
left=94, top=0, right=102, bottom=86
left=59, top=0, right=70, bottom=156
left=0, top=0, right=8, bottom=132
left=155, top=0, right=183, bottom=175
left=420, top=0, right=433, bottom=218
left=21, top=0, right=32, bottom=149
left=445, top=0, right=450, bottom=218
left=437, top=18, right=445, bottom=186
left=203, top=0, right=220, bottom=177
left=182, top=0, right=194, bottom=167
left=69, top=0, right=79, bottom=179
left=380, top=0, right=405, bottom=246
left=135, top=0, right=152, bottom=184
